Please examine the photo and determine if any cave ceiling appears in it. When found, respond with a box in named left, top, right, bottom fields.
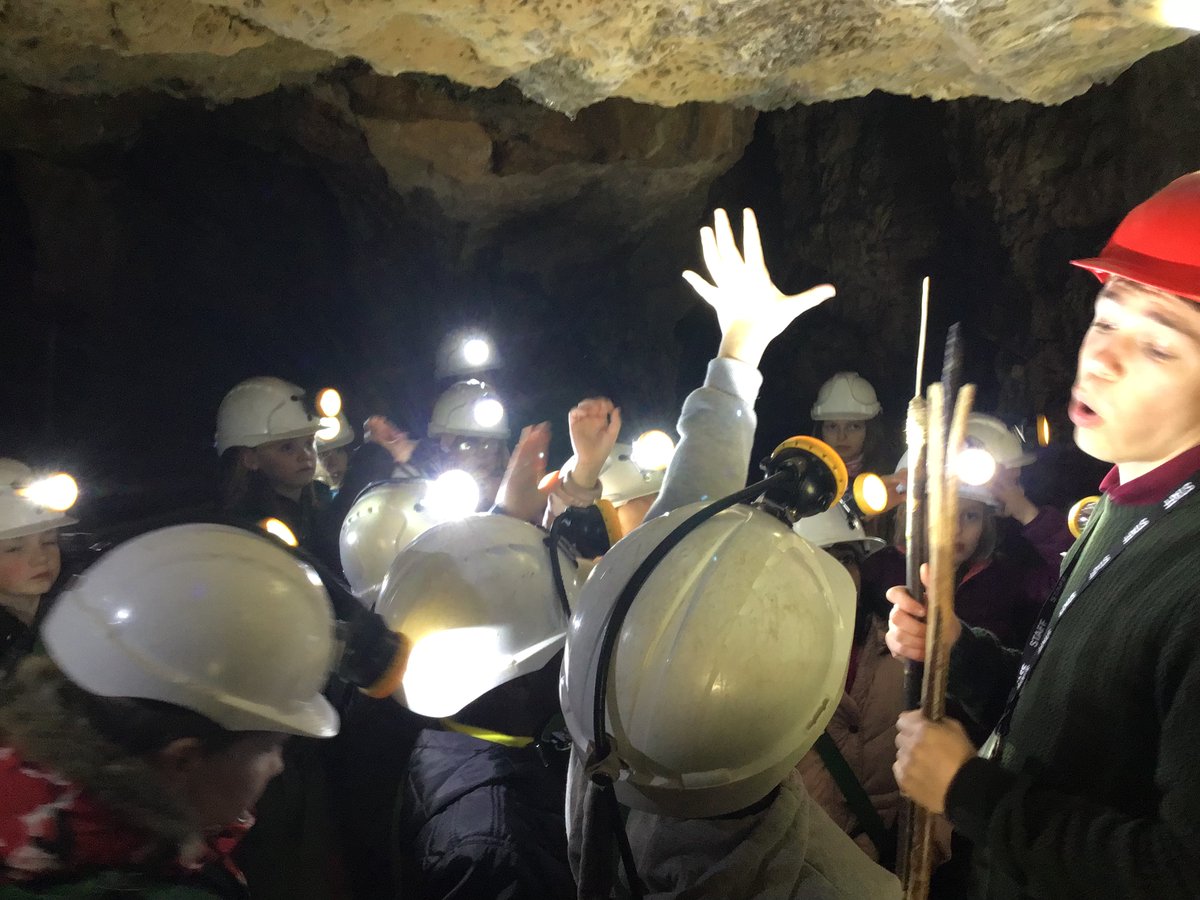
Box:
left=0, top=0, right=1192, bottom=112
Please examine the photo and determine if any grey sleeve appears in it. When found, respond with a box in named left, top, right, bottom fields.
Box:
left=644, top=357, right=764, bottom=522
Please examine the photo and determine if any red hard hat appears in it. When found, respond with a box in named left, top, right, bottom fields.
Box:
left=1072, top=171, right=1200, bottom=303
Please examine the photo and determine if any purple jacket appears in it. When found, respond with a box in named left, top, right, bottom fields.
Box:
left=861, top=507, right=1074, bottom=650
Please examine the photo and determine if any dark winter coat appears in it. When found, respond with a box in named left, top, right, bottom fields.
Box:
left=861, top=507, right=1072, bottom=650
left=397, top=726, right=576, bottom=900
left=0, top=606, right=36, bottom=681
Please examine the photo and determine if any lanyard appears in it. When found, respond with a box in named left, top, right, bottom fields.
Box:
left=987, top=473, right=1200, bottom=754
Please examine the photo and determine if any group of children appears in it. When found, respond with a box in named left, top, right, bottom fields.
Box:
left=4, top=171, right=1200, bottom=899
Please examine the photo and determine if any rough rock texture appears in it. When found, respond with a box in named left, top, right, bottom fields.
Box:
left=2, top=33, right=1198, bottom=513
left=746, top=35, right=1200, bottom=472
left=0, top=0, right=1194, bottom=111
left=0, top=69, right=756, bottom=496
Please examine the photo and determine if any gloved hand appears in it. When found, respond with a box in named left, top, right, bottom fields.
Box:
left=682, top=208, right=836, bottom=368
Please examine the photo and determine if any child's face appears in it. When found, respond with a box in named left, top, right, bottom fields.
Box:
left=954, top=500, right=989, bottom=566
left=247, top=438, right=317, bottom=491
left=1071, top=278, right=1200, bottom=475
left=170, top=732, right=287, bottom=833
left=826, top=544, right=862, bottom=595
left=319, top=448, right=349, bottom=486
left=820, top=419, right=867, bottom=462
left=0, top=530, right=61, bottom=597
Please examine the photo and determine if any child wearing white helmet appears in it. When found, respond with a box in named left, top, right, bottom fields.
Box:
left=426, top=379, right=511, bottom=509
left=863, top=414, right=1072, bottom=659
left=0, top=524, right=339, bottom=896
left=315, top=411, right=355, bottom=492
left=566, top=208, right=899, bottom=899
left=810, top=372, right=895, bottom=479
left=0, top=459, right=78, bottom=679
left=214, top=376, right=331, bottom=549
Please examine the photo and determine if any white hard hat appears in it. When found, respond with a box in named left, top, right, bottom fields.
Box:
left=0, top=459, right=79, bottom=540
left=41, top=524, right=339, bottom=738
left=375, top=513, right=582, bottom=718
left=339, top=480, right=440, bottom=605
left=428, top=380, right=510, bottom=440
left=810, top=372, right=882, bottom=422
left=964, top=414, right=1035, bottom=469
left=792, top=501, right=886, bottom=560
left=316, top=412, right=355, bottom=452
left=561, top=501, right=855, bottom=818
left=895, top=413, right=1033, bottom=508
left=215, top=376, right=321, bottom=455
left=594, top=433, right=675, bottom=507
left=435, top=331, right=500, bottom=380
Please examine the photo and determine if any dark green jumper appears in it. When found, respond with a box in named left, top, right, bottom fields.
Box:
left=944, top=486, right=1200, bottom=899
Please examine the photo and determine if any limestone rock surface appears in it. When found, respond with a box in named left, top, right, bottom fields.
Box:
left=0, top=0, right=1194, bottom=110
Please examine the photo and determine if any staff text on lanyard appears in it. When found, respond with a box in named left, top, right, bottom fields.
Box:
left=986, top=475, right=1200, bottom=757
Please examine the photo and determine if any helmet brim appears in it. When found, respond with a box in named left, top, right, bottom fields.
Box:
left=0, top=514, right=78, bottom=541
left=810, top=410, right=879, bottom=422
left=1071, top=256, right=1200, bottom=304
left=222, top=693, right=340, bottom=738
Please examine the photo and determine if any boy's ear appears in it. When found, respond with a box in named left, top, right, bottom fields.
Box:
left=239, top=447, right=260, bottom=471
left=152, top=737, right=205, bottom=778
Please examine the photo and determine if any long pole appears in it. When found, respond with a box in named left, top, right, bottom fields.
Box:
left=900, top=328, right=974, bottom=900
left=897, top=279, right=931, bottom=888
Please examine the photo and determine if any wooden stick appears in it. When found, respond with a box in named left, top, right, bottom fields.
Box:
left=896, top=396, right=927, bottom=889
left=902, top=379, right=975, bottom=900
left=915, top=277, right=930, bottom=398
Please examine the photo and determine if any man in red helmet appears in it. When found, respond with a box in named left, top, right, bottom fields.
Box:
left=886, top=171, right=1200, bottom=899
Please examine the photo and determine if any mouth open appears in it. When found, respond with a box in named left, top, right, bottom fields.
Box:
left=1069, top=397, right=1101, bottom=428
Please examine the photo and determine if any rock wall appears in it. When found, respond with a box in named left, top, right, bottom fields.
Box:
left=2, top=36, right=1198, bottom=508
left=745, top=36, right=1200, bottom=472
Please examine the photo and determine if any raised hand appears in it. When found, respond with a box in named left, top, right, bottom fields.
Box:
left=989, top=465, right=1040, bottom=525
left=567, top=397, right=621, bottom=490
left=494, top=422, right=554, bottom=524
left=363, top=415, right=418, bottom=465
left=682, top=208, right=836, bottom=367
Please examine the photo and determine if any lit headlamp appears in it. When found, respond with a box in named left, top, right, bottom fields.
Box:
left=473, top=398, right=506, bottom=429
left=630, top=430, right=675, bottom=473
left=258, top=517, right=299, bottom=547
left=462, top=337, right=492, bottom=368
left=421, top=469, right=481, bottom=520
left=316, top=387, right=342, bottom=418
left=16, top=473, right=79, bottom=512
left=316, top=416, right=342, bottom=442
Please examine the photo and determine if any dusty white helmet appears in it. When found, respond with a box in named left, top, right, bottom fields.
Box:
left=215, top=376, right=321, bottom=455
left=561, top=501, right=855, bottom=818
left=594, top=432, right=676, bottom=508
left=792, top=501, right=886, bottom=560
left=0, top=459, right=79, bottom=540
left=895, top=413, right=1033, bottom=508
left=435, top=331, right=500, bottom=380
left=41, top=524, right=339, bottom=738
left=428, top=380, right=510, bottom=440
left=375, top=513, right=582, bottom=718
left=316, top=412, right=355, bottom=452
left=810, top=372, right=882, bottom=422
